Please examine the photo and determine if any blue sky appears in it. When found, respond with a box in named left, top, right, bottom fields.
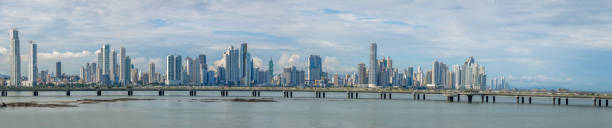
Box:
left=1, top=0, right=612, bottom=91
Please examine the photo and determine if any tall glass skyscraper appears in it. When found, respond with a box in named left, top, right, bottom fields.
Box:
left=368, top=43, right=377, bottom=88
left=9, top=28, right=21, bottom=86
left=308, top=55, right=322, bottom=83
left=28, top=41, right=37, bottom=87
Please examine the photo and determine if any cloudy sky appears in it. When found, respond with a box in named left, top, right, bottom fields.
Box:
left=1, top=0, right=612, bottom=91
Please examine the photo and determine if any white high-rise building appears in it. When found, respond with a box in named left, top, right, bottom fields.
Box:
left=119, top=46, right=126, bottom=85
left=223, top=46, right=240, bottom=85
left=9, top=28, right=21, bottom=86
left=28, top=41, right=37, bottom=87
left=368, top=43, right=378, bottom=88
left=110, top=49, right=117, bottom=84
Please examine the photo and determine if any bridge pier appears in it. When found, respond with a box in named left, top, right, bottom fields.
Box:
left=467, top=95, right=473, bottom=103
left=389, top=93, right=392, bottom=99
left=558, top=97, right=561, bottom=106
left=599, top=99, right=602, bottom=107
left=493, top=96, right=496, bottom=103
left=521, top=97, right=525, bottom=104
left=447, top=96, right=454, bottom=102
left=516, top=96, right=520, bottom=104
left=606, top=99, right=609, bottom=107
left=529, top=97, right=532, bottom=104
left=565, top=98, right=568, bottom=105
left=315, top=91, right=320, bottom=98
left=221, top=90, right=228, bottom=97
left=66, top=90, right=71, bottom=96
left=1, top=90, right=6, bottom=96
left=33, top=90, right=38, bottom=96
left=481, top=95, right=485, bottom=103
left=189, top=90, right=197, bottom=96
left=158, top=90, right=165, bottom=96
left=355, top=92, right=358, bottom=99
left=593, top=98, right=597, bottom=106
left=457, top=94, right=460, bottom=102
left=485, top=96, right=489, bottom=103
left=128, top=90, right=133, bottom=96
left=417, top=94, right=421, bottom=100
left=252, top=91, right=259, bottom=97
left=97, top=90, right=102, bottom=96
left=422, top=94, right=426, bottom=100
left=553, top=97, right=556, bottom=105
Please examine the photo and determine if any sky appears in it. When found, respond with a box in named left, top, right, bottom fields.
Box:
left=1, top=0, right=612, bottom=91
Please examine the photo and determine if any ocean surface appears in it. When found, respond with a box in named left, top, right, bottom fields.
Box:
left=0, top=91, right=610, bottom=128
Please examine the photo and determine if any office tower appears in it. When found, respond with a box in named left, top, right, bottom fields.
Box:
left=240, top=43, right=248, bottom=84
left=368, top=43, right=377, bottom=88
left=125, top=56, right=132, bottom=84
left=97, top=48, right=103, bottom=83
left=223, top=46, right=239, bottom=85
left=198, top=53, right=207, bottom=85
left=166, top=55, right=175, bottom=85
left=431, top=59, right=448, bottom=88
left=461, top=56, right=486, bottom=90
left=119, top=46, right=126, bottom=85
left=110, top=49, right=117, bottom=83
left=185, top=57, right=195, bottom=83
left=174, top=55, right=182, bottom=83
left=268, top=59, right=273, bottom=85
left=9, top=28, right=21, bottom=86
left=452, top=64, right=462, bottom=89
left=308, top=55, right=322, bottom=84
left=358, top=63, right=367, bottom=85
left=245, top=53, right=253, bottom=87
left=282, top=66, right=295, bottom=86
left=102, top=44, right=110, bottom=77
left=149, top=62, right=155, bottom=84
left=28, top=41, right=37, bottom=87
left=56, top=61, right=62, bottom=79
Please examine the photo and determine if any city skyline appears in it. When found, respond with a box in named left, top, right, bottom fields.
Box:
left=1, top=0, right=612, bottom=91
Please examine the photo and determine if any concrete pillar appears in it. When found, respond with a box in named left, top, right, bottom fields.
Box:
left=1, top=90, right=6, bottom=96
left=417, top=94, right=421, bottom=100
left=606, top=99, right=609, bottom=107
left=192, top=90, right=197, bottom=96
left=158, top=90, right=164, bottom=96
left=447, top=96, right=454, bottom=102
left=383, top=93, right=388, bottom=99
left=558, top=98, right=561, bottom=106
left=467, top=95, right=473, bottom=103
left=521, top=97, right=525, bottom=104
left=481, top=95, right=485, bottom=103
left=486, top=96, right=489, bottom=103
left=457, top=94, right=461, bottom=101
left=553, top=97, right=556, bottom=105
left=323, top=92, right=326, bottom=98
left=413, top=93, right=416, bottom=100
left=33, top=90, right=38, bottom=96
left=529, top=97, right=532, bottom=104
left=493, top=96, right=496, bottom=103
left=128, top=90, right=133, bottom=96
left=257, top=91, right=261, bottom=97
left=593, top=98, right=597, bottom=106
left=315, top=91, right=319, bottom=98
left=516, top=96, right=520, bottom=104
left=599, top=99, right=602, bottom=107
left=423, top=94, right=426, bottom=100
left=97, top=90, right=102, bottom=96
left=389, top=93, right=392, bottom=99
left=355, top=93, right=359, bottom=99
left=565, top=98, right=568, bottom=105
left=66, top=90, right=71, bottom=96
left=347, top=92, right=351, bottom=99
left=290, top=91, right=293, bottom=98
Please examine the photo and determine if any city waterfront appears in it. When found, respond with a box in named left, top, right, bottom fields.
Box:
left=1, top=91, right=611, bottom=128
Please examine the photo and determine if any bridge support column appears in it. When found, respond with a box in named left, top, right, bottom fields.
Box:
left=422, top=94, right=426, bottom=100
left=355, top=92, right=358, bottom=99
left=606, top=99, right=609, bottom=107
left=1, top=90, right=6, bottom=96
left=486, top=96, right=489, bottom=103
left=457, top=94, right=460, bottom=102
left=516, top=96, right=520, bottom=104
left=565, top=98, right=568, bottom=105
left=189, top=90, right=197, bottom=96
left=417, top=94, right=420, bottom=100
left=481, top=95, right=485, bottom=103
left=66, top=90, right=71, bottom=96
left=257, top=91, right=261, bottom=97
left=492, top=96, right=496, bottom=103
left=290, top=91, right=293, bottom=98
left=315, top=91, right=320, bottom=98
left=553, top=97, right=556, bottom=105
left=323, top=92, right=325, bottom=98
left=158, top=90, right=164, bottom=96
left=447, top=96, right=454, bottom=102
left=599, top=99, right=602, bottom=107
left=529, top=97, right=532, bottom=104
left=97, top=90, right=102, bottom=96
left=593, top=98, right=597, bottom=106
left=389, top=93, right=392, bottom=99
left=252, top=91, right=257, bottom=97
left=521, top=97, right=525, bottom=104
left=467, top=95, right=473, bottom=103
left=128, top=90, right=133, bottom=96
left=558, top=97, right=561, bottom=106
left=33, top=90, right=38, bottom=96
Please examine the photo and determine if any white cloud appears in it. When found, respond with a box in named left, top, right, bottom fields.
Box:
left=38, top=50, right=93, bottom=60
left=323, top=56, right=354, bottom=73
left=277, top=53, right=301, bottom=68
left=252, top=56, right=263, bottom=68
left=504, top=47, right=531, bottom=54
left=507, top=74, right=573, bottom=87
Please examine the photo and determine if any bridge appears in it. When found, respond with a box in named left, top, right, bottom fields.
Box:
left=1, top=86, right=611, bottom=107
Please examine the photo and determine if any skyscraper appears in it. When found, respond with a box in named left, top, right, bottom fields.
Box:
left=239, top=43, right=248, bottom=85
left=268, top=58, right=274, bottom=85
left=102, top=44, right=110, bottom=77
left=198, top=54, right=207, bottom=85
left=149, top=62, right=155, bottom=84
left=174, top=55, right=182, bottom=83
left=166, top=55, right=175, bottom=85
left=110, top=49, right=117, bottom=84
left=308, top=55, right=322, bottom=84
left=223, top=46, right=239, bottom=85
left=368, top=43, right=377, bottom=88
left=358, top=63, right=367, bottom=85
left=56, top=61, right=62, bottom=79
left=28, top=41, right=37, bottom=87
left=125, top=56, right=132, bottom=84
left=9, top=28, right=21, bottom=86
left=119, top=46, right=126, bottom=85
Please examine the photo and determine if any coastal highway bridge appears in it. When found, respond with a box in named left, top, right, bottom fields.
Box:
left=1, top=86, right=611, bottom=107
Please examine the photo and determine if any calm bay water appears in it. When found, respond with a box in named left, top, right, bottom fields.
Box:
left=0, top=91, right=611, bottom=128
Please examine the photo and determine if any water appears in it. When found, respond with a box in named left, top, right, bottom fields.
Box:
left=0, top=91, right=611, bottom=128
